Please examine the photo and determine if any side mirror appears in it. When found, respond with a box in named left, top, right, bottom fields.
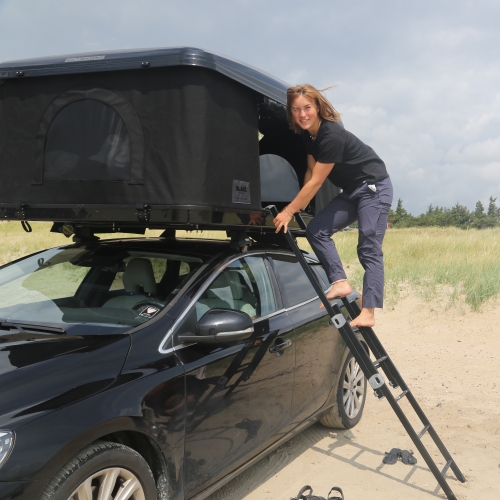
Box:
left=179, top=308, right=254, bottom=344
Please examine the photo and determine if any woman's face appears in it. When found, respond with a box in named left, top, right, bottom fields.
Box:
left=291, top=95, right=320, bottom=132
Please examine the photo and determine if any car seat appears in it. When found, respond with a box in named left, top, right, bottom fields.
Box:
left=195, top=270, right=257, bottom=320
left=103, top=258, right=158, bottom=309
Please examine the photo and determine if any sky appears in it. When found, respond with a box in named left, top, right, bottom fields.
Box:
left=1, top=0, right=499, bottom=214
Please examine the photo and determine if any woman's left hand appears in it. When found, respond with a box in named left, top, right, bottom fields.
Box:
left=273, top=209, right=294, bottom=233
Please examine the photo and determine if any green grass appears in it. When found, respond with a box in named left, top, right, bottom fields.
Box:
left=311, top=226, right=500, bottom=311
left=1, top=222, right=499, bottom=311
left=296, top=227, right=500, bottom=311
left=381, top=227, right=500, bottom=311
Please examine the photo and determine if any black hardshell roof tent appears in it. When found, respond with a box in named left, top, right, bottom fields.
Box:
left=0, top=47, right=338, bottom=231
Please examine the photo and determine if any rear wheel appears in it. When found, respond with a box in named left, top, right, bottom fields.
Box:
left=39, top=442, right=157, bottom=500
left=320, top=352, right=367, bottom=429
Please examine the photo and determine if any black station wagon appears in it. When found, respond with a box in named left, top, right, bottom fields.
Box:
left=0, top=234, right=366, bottom=500
left=0, top=47, right=366, bottom=500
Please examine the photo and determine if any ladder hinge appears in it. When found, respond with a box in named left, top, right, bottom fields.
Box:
left=368, top=373, right=385, bottom=390
left=329, top=313, right=346, bottom=328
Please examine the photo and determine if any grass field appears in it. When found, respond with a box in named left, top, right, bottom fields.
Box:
left=1, top=221, right=499, bottom=311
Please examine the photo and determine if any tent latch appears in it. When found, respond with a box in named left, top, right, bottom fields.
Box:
left=15, top=203, right=28, bottom=220
left=136, top=204, right=151, bottom=223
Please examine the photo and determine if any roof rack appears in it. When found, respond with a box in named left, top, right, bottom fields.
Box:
left=43, top=206, right=311, bottom=241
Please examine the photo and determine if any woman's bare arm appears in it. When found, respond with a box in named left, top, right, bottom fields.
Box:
left=273, top=157, right=334, bottom=232
left=302, top=154, right=315, bottom=188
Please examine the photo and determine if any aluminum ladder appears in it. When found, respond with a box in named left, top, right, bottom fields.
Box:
left=267, top=205, right=466, bottom=500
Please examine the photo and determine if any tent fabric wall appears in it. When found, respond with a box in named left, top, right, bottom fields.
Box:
left=0, top=66, right=261, bottom=210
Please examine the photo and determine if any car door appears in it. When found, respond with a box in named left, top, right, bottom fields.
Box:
left=268, top=252, right=345, bottom=427
left=173, top=253, right=295, bottom=498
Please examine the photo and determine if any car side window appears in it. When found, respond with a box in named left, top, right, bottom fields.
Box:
left=270, top=254, right=317, bottom=308
left=194, top=256, right=276, bottom=321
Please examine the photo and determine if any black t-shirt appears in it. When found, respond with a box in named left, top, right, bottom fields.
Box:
left=302, top=120, right=388, bottom=193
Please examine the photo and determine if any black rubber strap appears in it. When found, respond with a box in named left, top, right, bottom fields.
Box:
left=21, top=220, right=32, bottom=233
left=291, top=485, right=313, bottom=499
left=327, top=486, right=344, bottom=500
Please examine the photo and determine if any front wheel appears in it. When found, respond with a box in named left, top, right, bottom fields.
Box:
left=39, top=442, right=157, bottom=500
left=320, top=352, right=367, bottom=429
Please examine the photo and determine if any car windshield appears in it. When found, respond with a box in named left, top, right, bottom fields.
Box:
left=0, top=244, right=204, bottom=334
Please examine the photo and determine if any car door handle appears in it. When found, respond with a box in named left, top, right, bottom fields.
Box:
left=269, top=339, right=292, bottom=355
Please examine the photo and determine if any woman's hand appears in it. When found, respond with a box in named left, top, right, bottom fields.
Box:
left=273, top=208, right=294, bottom=233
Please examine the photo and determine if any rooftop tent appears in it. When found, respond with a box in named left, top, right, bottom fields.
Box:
left=0, top=47, right=338, bottom=227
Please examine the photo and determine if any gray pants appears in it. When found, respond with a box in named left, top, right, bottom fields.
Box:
left=306, top=177, right=393, bottom=309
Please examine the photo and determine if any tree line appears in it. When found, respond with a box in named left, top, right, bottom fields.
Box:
left=388, top=196, right=500, bottom=229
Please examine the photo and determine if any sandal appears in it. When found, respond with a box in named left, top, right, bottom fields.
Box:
left=291, top=485, right=344, bottom=500
left=383, top=448, right=401, bottom=464
left=400, top=449, right=417, bottom=465
left=327, top=486, right=344, bottom=499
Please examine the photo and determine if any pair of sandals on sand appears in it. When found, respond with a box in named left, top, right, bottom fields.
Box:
left=383, top=448, right=417, bottom=465
left=291, top=485, right=344, bottom=500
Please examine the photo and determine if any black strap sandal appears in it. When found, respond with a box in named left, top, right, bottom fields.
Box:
left=383, top=448, right=401, bottom=464
left=400, top=449, right=417, bottom=465
left=327, top=486, right=344, bottom=499
left=291, top=485, right=313, bottom=500
left=291, top=485, right=344, bottom=500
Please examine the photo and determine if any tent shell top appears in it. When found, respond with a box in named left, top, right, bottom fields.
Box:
left=0, top=46, right=289, bottom=105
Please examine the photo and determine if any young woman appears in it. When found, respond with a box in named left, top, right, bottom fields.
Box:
left=273, top=84, right=393, bottom=327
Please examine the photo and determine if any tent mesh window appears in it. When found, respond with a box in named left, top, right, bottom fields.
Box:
left=44, top=99, right=131, bottom=181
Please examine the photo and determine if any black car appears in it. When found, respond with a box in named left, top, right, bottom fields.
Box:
left=0, top=46, right=366, bottom=499
left=0, top=234, right=366, bottom=500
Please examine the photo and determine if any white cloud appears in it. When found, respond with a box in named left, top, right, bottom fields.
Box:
left=408, top=168, right=426, bottom=181
left=446, top=136, right=500, bottom=164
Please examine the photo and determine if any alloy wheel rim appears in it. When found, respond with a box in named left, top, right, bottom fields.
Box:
left=68, top=467, right=145, bottom=500
left=343, top=357, right=365, bottom=419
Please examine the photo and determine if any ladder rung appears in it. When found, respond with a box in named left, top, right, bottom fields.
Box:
left=373, top=355, right=388, bottom=368
left=417, top=424, right=431, bottom=439
left=441, top=459, right=453, bottom=477
left=395, top=390, right=408, bottom=401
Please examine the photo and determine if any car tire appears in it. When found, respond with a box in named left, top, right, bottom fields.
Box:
left=39, top=441, right=157, bottom=500
left=320, top=352, right=367, bottom=429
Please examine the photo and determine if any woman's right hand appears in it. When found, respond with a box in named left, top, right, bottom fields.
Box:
left=273, top=209, right=293, bottom=233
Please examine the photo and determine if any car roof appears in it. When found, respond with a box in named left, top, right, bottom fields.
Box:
left=0, top=46, right=289, bottom=104
left=64, top=236, right=308, bottom=260
left=78, top=236, right=233, bottom=259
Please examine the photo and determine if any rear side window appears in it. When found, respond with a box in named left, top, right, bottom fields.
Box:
left=270, top=255, right=317, bottom=308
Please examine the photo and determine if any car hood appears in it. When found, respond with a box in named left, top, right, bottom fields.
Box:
left=0, top=331, right=131, bottom=429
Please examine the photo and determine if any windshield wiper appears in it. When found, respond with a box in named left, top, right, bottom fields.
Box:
left=0, top=320, right=66, bottom=335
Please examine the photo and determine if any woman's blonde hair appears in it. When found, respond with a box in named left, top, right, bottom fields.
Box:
left=286, top=84, right=341, bottom=134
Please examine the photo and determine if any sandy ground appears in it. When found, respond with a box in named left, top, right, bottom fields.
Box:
left=207, top=294, right=500, bottom=500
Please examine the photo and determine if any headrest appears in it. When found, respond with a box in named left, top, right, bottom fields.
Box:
left=207, top=270, right=244, bottom=300
left=123, top=258, right=157, bottom=295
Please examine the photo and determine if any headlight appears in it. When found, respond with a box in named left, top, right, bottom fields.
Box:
left=0, top=431, right=14, bottom=467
